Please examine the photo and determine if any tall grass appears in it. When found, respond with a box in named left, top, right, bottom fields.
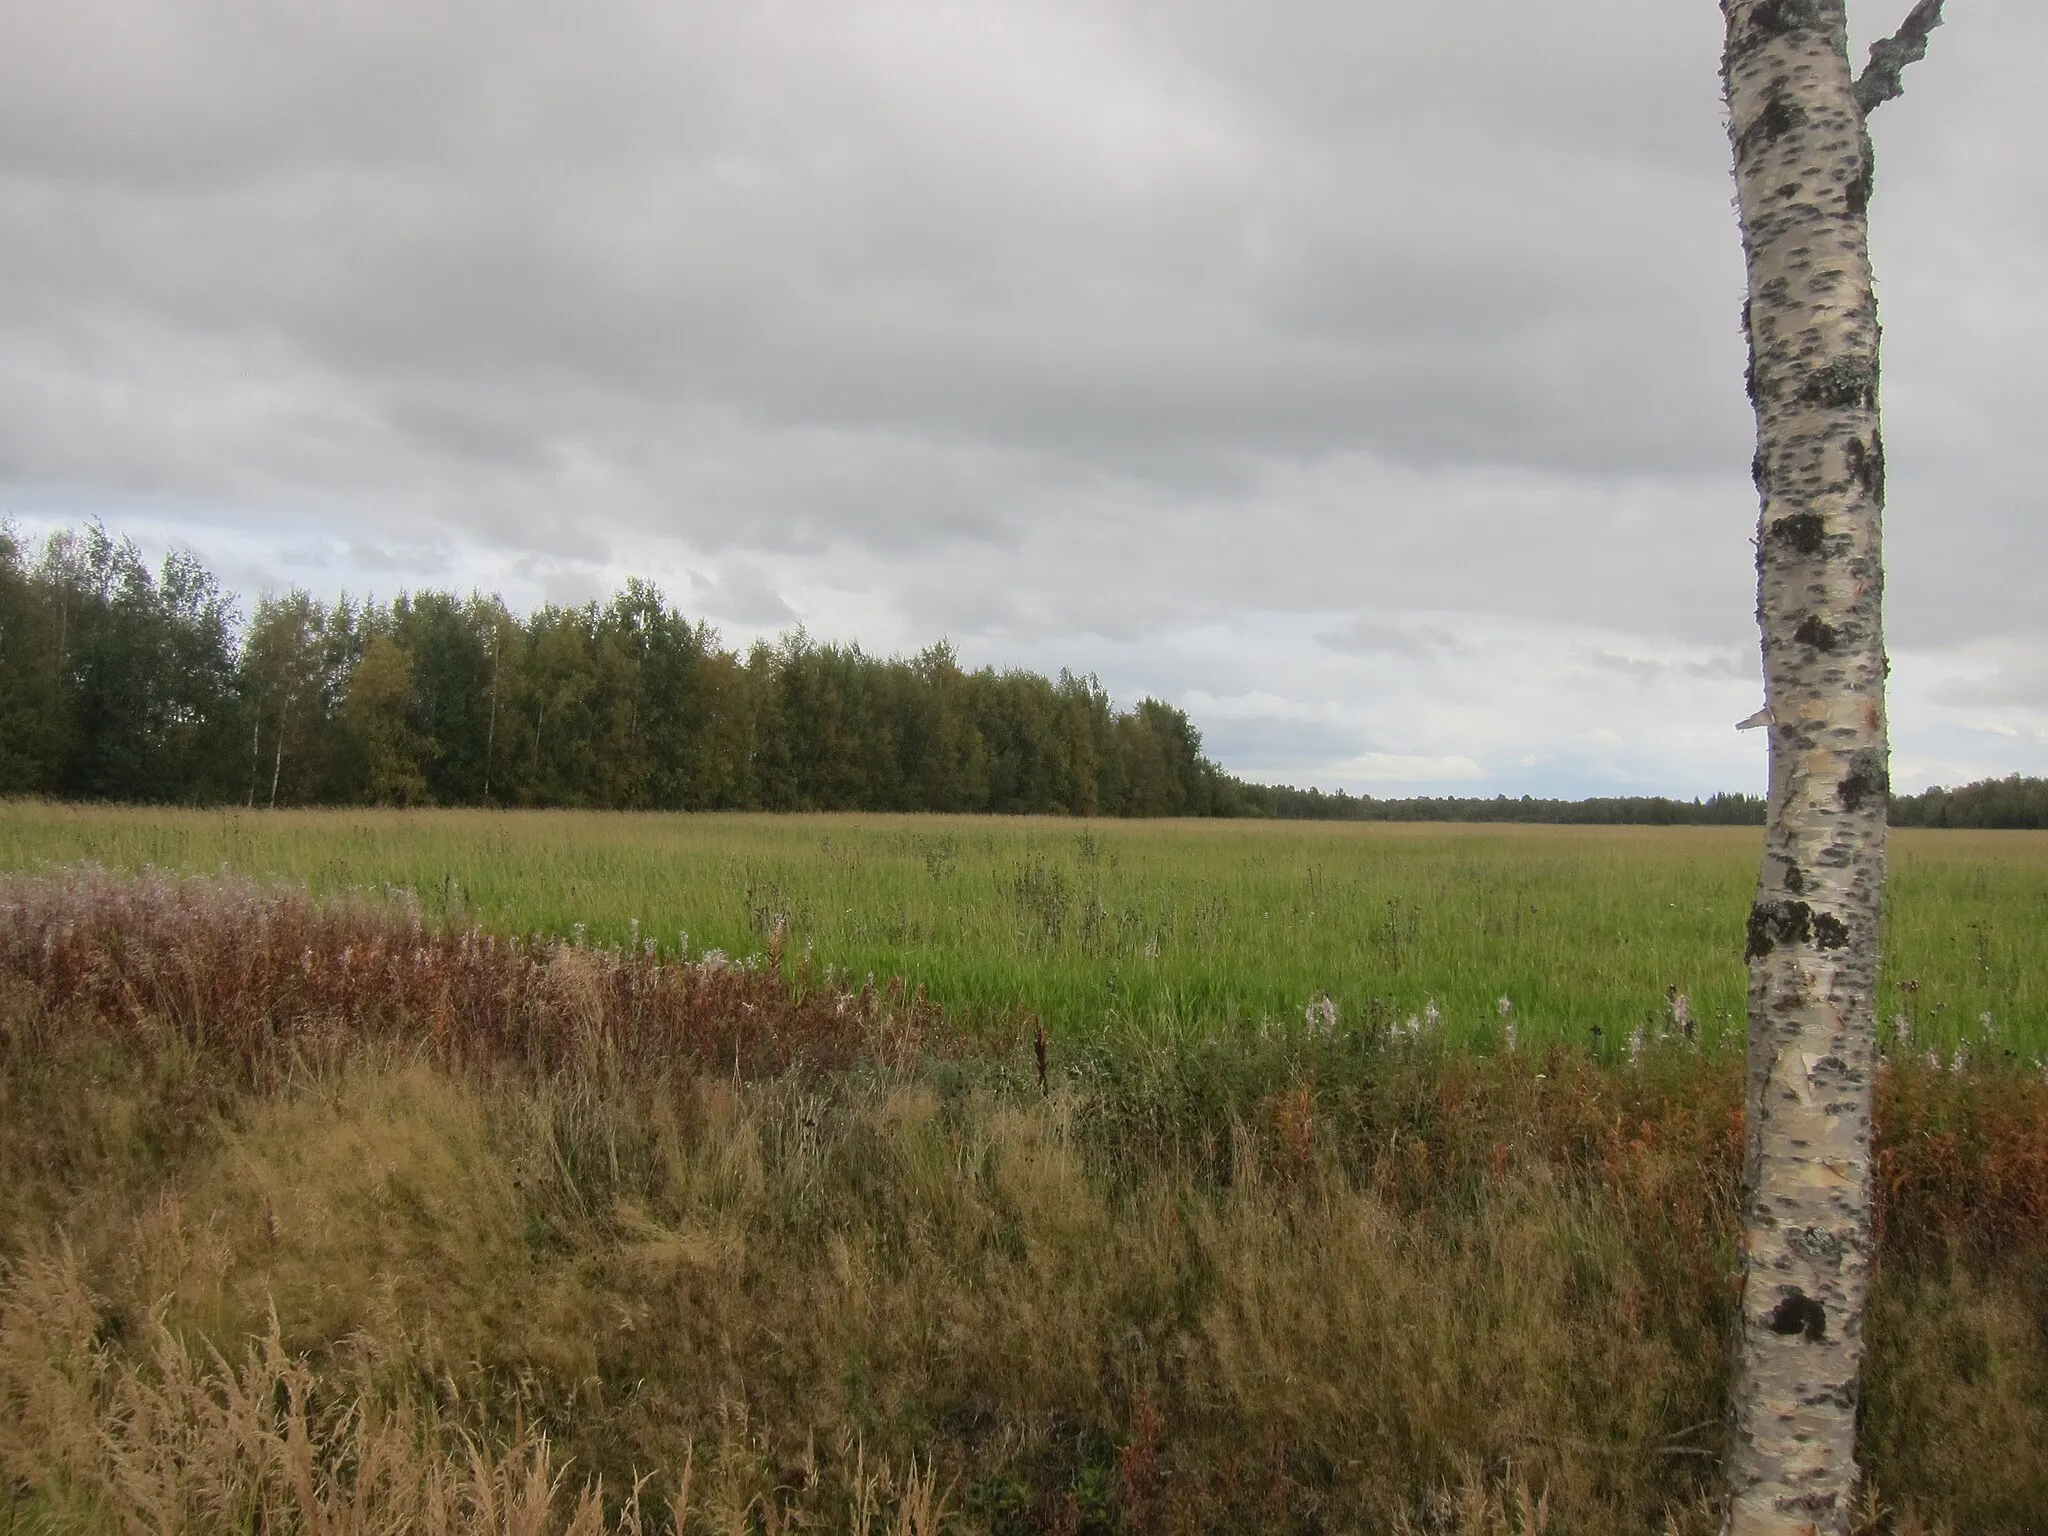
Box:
left=3, top=804, right=2044, bottom=1054
left=5, top=870, right=2045, bottom=1532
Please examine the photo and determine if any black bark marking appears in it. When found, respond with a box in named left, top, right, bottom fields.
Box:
left=1765, top=1289, right=1828, bottom=1342
left=1813, top=912, right=1850, bottom=950
left=1739, top=92, right=1810, bottom=160
left=1749, top=0, right=1822, bottom=34
left=1769, top=511, right=1827, bottom=555
left=1729, top=0, right=1823, bottom=66
left=1847, top=144, right=1874, bottom=217
left=1801, top=355, right=1877, bottom=410
left=1747, top=899, right=1813, bottom=959
left=1782, top=861, right=1805, bottom=895
left=1786, top=1493, right=1842, bottom=1516
left=1740, top=298, right=1762, bottom=405
left=1847, top=432, right=1885, bottom=502
left=1751, top=451, right=1767, bottom=492
left=1839, top=749, right=1889, bottom=812
left=1792, top=1225, right=1844, bottom=1265
left=1793, top=615, right=1839, bottom=652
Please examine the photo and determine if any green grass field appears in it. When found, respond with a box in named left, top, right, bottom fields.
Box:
left=3, top=801, right=2044, bottom=1054
left=7, top=821, right=2048, bottom=1531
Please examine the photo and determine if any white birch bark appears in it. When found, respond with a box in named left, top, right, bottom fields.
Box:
left=1719, top=3, right=1940, bottom=1531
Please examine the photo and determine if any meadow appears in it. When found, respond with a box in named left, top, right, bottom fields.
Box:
left=4, top=865, right=2046, bottom=1534
left=2, top=802, right=2044, bottom=1055
left=6, top=806, right=2048, bottom=1532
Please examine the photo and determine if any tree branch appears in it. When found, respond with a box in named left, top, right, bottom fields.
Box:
left=1855, top=0, right=1945, bottom=116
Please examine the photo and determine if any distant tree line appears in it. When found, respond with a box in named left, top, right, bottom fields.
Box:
left=4, top=525, right=2038, bottom=825
left=1888, top=775, right=2048, bottom=830
left=1247, top=785, right=1771, bottom=825
left=0, top=525, right=1252, bottom=815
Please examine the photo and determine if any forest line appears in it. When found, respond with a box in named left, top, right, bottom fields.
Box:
left=1, top=524, right=2037, bottom=824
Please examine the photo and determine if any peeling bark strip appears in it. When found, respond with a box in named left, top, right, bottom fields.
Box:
left=1719, top=2, right=1941, bottom=1531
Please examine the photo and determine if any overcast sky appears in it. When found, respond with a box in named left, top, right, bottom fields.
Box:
left=3, top=1, right=2041, bottom=797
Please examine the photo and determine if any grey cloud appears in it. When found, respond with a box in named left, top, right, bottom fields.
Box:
left=1574, top=647, right=1753, bottom=685
left=0, top=0, right=2041, bottom=794
left=278, top=539, right=336, bottom=571
left=342, top=538, right=445, bottom=576
left=1192, top=715, right=1365, bottom=777
left=692, top=563, right=797, bottom=628
left=1315, top=616, right=1476, bottom=662
left=1927, top=649, right=2048, bottom=710
left=0, top=0, right=1749, bottom=484
left=508, top=555, right=610, bottom=611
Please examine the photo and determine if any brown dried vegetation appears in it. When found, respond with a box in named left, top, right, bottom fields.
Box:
left=2, top=870, right=2043, bottom=1533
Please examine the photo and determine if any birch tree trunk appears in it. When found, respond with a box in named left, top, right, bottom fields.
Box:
left=1719, top=3, right=1940, bottom=1531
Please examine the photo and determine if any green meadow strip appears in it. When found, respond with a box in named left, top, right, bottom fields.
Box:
left=2, top=802, right=2044, bottom=1055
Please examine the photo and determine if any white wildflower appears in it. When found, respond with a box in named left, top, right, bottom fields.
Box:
left=1668, top=990, right=1693, bottom=1038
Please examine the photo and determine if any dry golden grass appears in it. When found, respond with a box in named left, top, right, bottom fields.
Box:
left=1, top=1244, right=628, bottom=1536
left=3, top=869, right=2040, bottom=1533
left=3, top=1067, right=1732, bottom=1533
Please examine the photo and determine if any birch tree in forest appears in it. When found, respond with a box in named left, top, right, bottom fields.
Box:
left=1718, top=2, right=1944, bottom=1530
